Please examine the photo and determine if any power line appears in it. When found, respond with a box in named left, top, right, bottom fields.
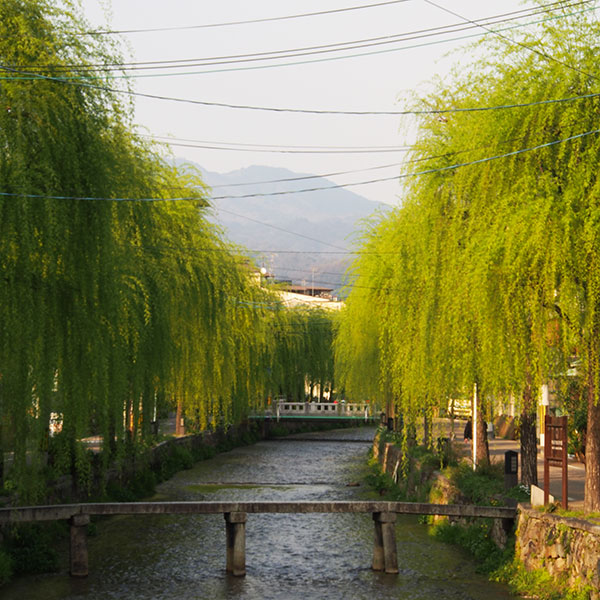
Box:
left=33, top=1, right=588, bottom=71
left=2, top=128, right=598, bottom=203
left=209, top=128, right=600, bottom=199
left=2, top=62, right=600, bottom=118
left=205, top=161, right=405, bottom=188
left=215, top=207, right=348, bottom=251
left=423, top=0, right=600, bottom=83
left=268, top=266, right=348, bottom=278
left=135, top=243, right=413, bottom=256
left=83, top=0, right=412, bottom=35
left=149, top=134, right=411, bottom=152
left=155, top=140, right=412, bottom=154
left=3, top=3, right=595, bottom=79
left=174, top=139, right=529, bottom=190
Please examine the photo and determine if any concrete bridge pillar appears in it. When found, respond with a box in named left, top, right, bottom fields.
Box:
left=224, top=511, right=247, bottom=576
left=372, top=512, right=398, bottom=574
left=69, top=514, right=90, bottom=577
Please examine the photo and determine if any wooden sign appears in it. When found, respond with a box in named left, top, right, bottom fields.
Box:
left=544, top=415, right=568, bottom=509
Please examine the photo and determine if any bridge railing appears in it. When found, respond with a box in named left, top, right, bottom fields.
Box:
left=0, top=500, right=517, bottom=578
left=276, top=401, right=371, bottom=420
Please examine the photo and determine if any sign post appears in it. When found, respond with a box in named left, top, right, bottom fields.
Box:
left=543, top=415, right=568, bottom=509
left=472, top=383, right=478, bottom=471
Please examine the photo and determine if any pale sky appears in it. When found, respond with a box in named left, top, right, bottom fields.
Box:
left=78, top=1, right=566, bottom=205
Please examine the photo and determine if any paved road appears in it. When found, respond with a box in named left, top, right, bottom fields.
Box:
left=442, top=418, right=585, bottom=509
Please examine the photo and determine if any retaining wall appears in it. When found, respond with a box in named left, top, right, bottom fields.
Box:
left=373, top=431, right=600, bottom=596
left=49, top=418, right=355, bottom=504
left=517, top=505, right=600, bottom=597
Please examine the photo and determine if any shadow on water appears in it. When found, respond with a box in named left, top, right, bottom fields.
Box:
left=1, top=427, right=517, bottom=600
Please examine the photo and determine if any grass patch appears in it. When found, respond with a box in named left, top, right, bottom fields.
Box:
left=430, top=519, right=512, bottom=574
left=493, top=558, right=595, bottom=600
left=363, top=456, right=401, bottom=499
left=443, top=461, right=504, bottom=505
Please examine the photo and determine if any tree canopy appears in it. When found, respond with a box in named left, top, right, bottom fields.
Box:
left=335, top=2, right=600, bottom=508
left=0, top=0, right=336, bottom=502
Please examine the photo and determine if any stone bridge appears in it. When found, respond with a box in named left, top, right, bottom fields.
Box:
left=0, top=500, right=517, bottom=577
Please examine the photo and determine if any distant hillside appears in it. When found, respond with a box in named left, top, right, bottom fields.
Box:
left=179, top=162, right=390, bottom=292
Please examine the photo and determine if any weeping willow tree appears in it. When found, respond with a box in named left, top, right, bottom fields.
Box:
left=0, top=0, right=336, bottom=502
left=400, top=2, right=600, bottom=496
left=336, top=1, right=600, bottom=504
left=335, top=215, right=406, bottom=416
left=262, top=304, right=336, bottom=402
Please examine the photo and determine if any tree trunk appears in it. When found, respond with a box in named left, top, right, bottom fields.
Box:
left=475, top=410, right=489, bottom=465
left=520, top=379, right=538, bottom=487
left=584, top=378, right=600, bottom=512
left=175, top=399, right=185, bottom=436
left=108, top=417, right=117, bottom=458
left=0, top=421, right=4, bottom=486
left=474, top=387, right=489, bottom=465
left=423, top=410, right=431, bottom=448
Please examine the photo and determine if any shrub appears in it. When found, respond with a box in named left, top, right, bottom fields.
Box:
left=0, top=549, right=13, bottom=586
left=3, top=522, right=64, bottom=576
left=447, top=461, right=504, bottom=505
left=431, top=519, right=512, bottom=574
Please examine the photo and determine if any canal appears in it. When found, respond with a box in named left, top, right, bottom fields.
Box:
left=3, top=426, right=516, bottom=599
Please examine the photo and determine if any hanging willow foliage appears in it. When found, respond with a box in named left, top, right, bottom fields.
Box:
left=0, top=1, right=338, bottom=502
left=335, top=3, right=600, bottom=504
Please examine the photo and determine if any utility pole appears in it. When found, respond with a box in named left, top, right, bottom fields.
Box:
left=473, top=382, right=478, bottom=471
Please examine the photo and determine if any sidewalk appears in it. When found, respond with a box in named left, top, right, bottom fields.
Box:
left=443, top=418, right=585, bottom=509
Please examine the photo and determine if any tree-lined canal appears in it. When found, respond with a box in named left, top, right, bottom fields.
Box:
left=4, top=427, right=515, bottom=599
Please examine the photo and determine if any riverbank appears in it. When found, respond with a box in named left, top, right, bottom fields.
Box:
left=369, top=427, right=596, bottom=600
left=0, top=418, right=365, bottom=588
left=0, top=425, right=517, bottom=600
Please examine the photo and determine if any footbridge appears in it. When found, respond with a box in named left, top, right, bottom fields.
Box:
left=253, top=401, right=377, bottom=424
left=0, top=501, right=517, bottom=577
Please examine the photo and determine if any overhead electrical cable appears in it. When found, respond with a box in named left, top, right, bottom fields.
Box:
left=1, top=128, right=598, bottom=203
left=83, top=0, right=412, bottom=35
left=154, top=141, right=412, bottom=154
left=3, top=3, right=595, bottom=79
left=28, top=1, right=590, bottom=71
left=1, top=63, right=599, bottom=117
left=205, top=161, right=406, bottom=188
left=422, top=0, right=600, bottom=82
left=265, top=266, right=350, bottom=278
left=148, top=134, right=411, bottom=151
left=168, top=140, right=527, bottom=191
left=209, top=128, right=600, bottom=199
left=215, top=208, right=349, bottom=251
left=139, top=245, right=387, bottom=255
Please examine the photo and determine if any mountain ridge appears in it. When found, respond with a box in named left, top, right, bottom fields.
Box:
left=177, top=161, right=390, bottom=291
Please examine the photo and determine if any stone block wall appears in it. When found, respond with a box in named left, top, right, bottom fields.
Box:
left=517, top=505, right=600, bottom=596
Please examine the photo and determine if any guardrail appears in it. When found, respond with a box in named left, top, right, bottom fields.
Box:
left=0, top=501, right=517, bottom=578
left=275, top=401, right=371, bottom=420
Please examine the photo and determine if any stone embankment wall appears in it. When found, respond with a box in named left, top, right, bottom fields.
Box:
left=373, top=431, right=600, bottom=596
left=372, top=438, right=404, bottom=481
left=517, top=505, right=600, bottom=597
left=49, top=418, right=348, bottom=504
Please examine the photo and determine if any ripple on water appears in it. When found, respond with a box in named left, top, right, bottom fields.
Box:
left=0, top=427, right=516, bottom=600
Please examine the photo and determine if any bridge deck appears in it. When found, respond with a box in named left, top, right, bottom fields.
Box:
left=0, top=500, right=516, bottom=523
left=0, top=500, right=517, bottom=578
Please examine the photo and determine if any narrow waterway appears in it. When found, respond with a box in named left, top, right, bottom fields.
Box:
left=3, top=427, right=516, bottom=599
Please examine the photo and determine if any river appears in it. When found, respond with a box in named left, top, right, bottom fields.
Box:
left=2, top=426, right=516, bottom=599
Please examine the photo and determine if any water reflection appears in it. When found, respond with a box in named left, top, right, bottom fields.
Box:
left=2, top=427, right=516, bottom=599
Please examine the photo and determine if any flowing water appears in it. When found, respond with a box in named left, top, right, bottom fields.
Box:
left=3, top=427, right=516, bottom=599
